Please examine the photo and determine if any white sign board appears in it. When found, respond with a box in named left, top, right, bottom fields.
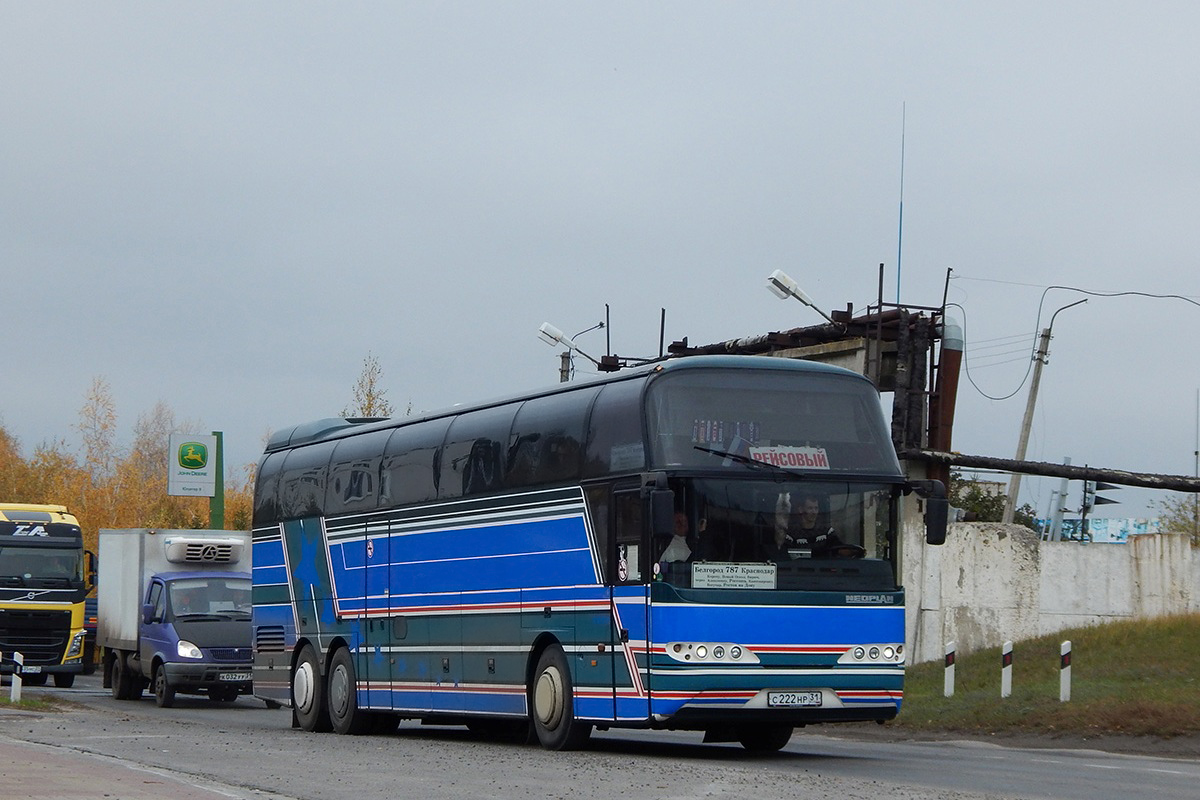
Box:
left=167, top=434, right=218, bottom=497
left=692, top=562, right=777, bottom=590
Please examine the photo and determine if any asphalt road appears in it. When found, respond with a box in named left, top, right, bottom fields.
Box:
left=4, top=674, right=1199, bottom=800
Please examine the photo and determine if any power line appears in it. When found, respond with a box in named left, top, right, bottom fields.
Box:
left=949, top=282, right=1200, bottom=402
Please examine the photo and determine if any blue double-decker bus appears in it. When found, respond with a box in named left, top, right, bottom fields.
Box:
left=251, top=355, right=946, bottom=750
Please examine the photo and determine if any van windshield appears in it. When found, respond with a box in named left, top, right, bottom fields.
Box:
left=169, top=577, right=252, bottom=619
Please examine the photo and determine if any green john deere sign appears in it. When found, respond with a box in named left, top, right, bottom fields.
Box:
left=177, top=441, right=209, bottom=470
left=168, top=433, right=218, bottom=497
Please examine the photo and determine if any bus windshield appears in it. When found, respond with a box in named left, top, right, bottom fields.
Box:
left=645, top=368, right=901, bottom=476
left=654, top=479, right=897, bottom=592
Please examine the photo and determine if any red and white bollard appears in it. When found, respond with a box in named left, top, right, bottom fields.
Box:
left=9, top=651, right=23, bottom=703
left=1060, top=640, right=1072, bottom=702
left=1000, top=641, right=1013, bottom=699
left=944, top=641, right=956, bottom=698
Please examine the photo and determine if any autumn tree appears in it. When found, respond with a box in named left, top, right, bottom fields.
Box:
left=949, top=471, right=1038, bottom=530
left=76, top=376, right=118, bottom=485
left=343, top=351, right=395, bottom=419
left=1157, top=493, right=1200, bottom=547
left=2, top=381, right=257, bottom=549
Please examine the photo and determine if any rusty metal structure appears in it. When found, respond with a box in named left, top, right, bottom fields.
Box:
left=667, top=266, right=960, bottom=488
left=660, top=266, right=1200, bottom=496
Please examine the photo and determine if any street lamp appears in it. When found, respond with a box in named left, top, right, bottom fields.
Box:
left=538, top=322, right=604, bottom=382
left=765, top=269, right=839, bottom=326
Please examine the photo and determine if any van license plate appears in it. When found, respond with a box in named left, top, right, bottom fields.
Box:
left=219, top=672, right=251, bottom=682
left=767, top=691, right=822, bottom=707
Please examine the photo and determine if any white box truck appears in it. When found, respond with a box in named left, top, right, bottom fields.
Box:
left=98, top=528, right=253, bottom=707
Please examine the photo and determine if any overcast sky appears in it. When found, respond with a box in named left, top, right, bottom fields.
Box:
left=3, top=2, right=1197, bottom=519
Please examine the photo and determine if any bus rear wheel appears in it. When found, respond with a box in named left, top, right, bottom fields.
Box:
left=292, top=643, right=332, bottom=732
left=738, top=724, right=793, bottom=752
left=328, top=646, right=375, bottom=735
left=529, top=645, right=591, bottom=751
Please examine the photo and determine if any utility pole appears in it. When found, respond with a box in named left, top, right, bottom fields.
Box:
left=1003, top=299, right=1086, bottom=524
left=1003, top=326, right=1051, bottom=524
left=1050, top=457, right=1071, bottom=541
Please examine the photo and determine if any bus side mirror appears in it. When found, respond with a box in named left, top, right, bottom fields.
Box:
left=907, top=480, right=948, bottom=546
left=650, top=489, right=675, bottom=538
left=925, top=497, right=949, bottom=545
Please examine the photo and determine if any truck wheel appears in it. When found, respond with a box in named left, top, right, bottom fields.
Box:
left=153, top=665, right=176, bottom=708
left=111, top=655, right=133, bottom=700
left=292, top=643, right=332, bottom=732
left=529, top=644, right=591, bottom=751
left=328, top=647, right=374, bottom=735
left=24, top=673, right=48, bottom=686
left=53, top=673, right=75, bottom=688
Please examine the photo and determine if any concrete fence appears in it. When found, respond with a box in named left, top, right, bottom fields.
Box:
left=903, top=522, right=1198, bottom=665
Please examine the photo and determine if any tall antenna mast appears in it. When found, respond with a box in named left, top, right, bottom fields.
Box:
left=896, top=102, right=906, bottom=305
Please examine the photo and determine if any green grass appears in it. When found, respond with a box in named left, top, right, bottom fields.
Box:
left=0, top=688, right=65, bottom=712
left=896, top=614, right=1200, bottom=737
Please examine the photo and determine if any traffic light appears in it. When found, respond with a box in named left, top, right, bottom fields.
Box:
left=1081, top=480, right=1120, bottom=512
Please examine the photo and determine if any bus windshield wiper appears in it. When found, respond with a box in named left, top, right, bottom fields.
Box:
left=693, top=445, right=798, bottom=479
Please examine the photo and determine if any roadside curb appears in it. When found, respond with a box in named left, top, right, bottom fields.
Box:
left=0, top=734, right=274, bottom=799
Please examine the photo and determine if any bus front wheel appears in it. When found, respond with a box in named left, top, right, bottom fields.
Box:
left=529, top=645, right=591, bottom=751
left=328, top=646, right=375, bottom=735
left=292, top=644, right=332, bottom=733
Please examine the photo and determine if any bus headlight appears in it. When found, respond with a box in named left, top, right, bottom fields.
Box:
left=665, top=642, right=759, bottom=664
left=177, top=640, right=204, bottom=659
left=839, top=643, right=905, bottom=665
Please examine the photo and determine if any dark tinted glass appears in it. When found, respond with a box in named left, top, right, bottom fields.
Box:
left=252, top=451, right=285, bottom=527
left=278, top=442, right=334, bottom=520
left=583, top=378, right=646, bottom=478
left=507, top=387, right=598, bottom=488
left=440, top=405, right=518, bottom=498
left=381, top=417, right=452, bottom=506
left=325, top=430, right=390, bottom=517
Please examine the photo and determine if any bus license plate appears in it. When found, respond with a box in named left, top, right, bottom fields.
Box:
left=219, top=672, right=251, bottom=682
left=768, top=691, right=822, bottom=707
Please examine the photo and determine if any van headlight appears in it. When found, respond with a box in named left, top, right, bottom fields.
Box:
left=177, top=640, right=204, bottom=659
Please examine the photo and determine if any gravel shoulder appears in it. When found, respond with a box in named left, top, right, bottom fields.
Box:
left=826, top=721, right=1200, bottom=760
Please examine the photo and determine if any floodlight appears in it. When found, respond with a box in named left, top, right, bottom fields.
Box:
left=765, top=269, right=836, bottom=325
left=537, top=322, right=575, bottom=349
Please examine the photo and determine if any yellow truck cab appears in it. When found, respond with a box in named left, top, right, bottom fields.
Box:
left=0, top=504, right=96, bottom=687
